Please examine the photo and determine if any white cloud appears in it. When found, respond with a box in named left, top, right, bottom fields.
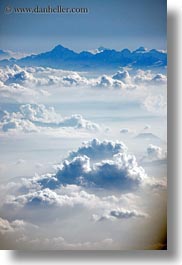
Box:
left=18, top=235, right=114, bottom=250
left=143, top=95, right=167, bottom=115
left=93, top=208, right=148, bottom=222
left=0, top=217, right=27, bottom=235
left=120, top=128, right=134, bottom=134
left=69, top=138, right=127, bottom=161
left=140, top=144, right=167, bottom=166
left=143, top=124, right=151, bottom=131
left=151, top=74, right=167, bottom=84
left=0, top=65, right=167, bottom=105
left=147, top=144, right=166, bottom=160
left=112, top=70, right=131, bottom=84
left=134, top=70, right=167, bottom=85
left=33, top=143, right=146, bottom=191
left=0, top=104, right=100, bottom=134
left=59, top=114, right=100, bottom=132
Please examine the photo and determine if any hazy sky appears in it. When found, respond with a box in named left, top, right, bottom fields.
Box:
left=0, top=0, right=166, bottom=53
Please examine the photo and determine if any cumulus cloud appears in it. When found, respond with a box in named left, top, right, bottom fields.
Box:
left=0, top=217, right=27, bottom=235
left=147, top=145, right=166, bottom=160
left=5, top=70, right=34, bottom=85
left=0, top=65, right=166, bottom=104
left=93, top=208, right=147, bottom=222
left=143, top=124, right=151, bottom=131
left=59, top=114, right=100, bottom=131
left=140, top=144, right=167, bottom=165
left=0, top=65, right=167, bottom=91
left=134, top=70, right=167, bottom=85
left=6, top=186, right=102, bottom=210
left=120, top=128, right=134, bottom=135
left=29, top=141, right=146, bottom=191
left=0, top=82, right=39, bottom=103
left=0, top=138, right=166, bottom=250
left=97, top=74, right=136, bottom=90
left=112, top=70, right=131, bottom=84
left=0, top=104, right=100, bottom=134
left=19, top=104, right=61, bottom=123
left=143, top=95, right=167, bottom=115
left=1, top=139, right=152, bottom=212
left=69, top=138, right=127, bottom=161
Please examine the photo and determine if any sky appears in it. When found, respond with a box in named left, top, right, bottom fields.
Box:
left=0, top=0, right=167, bottom=53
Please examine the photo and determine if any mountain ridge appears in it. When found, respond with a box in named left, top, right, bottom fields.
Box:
left=0, top=44, right=167, bottom=70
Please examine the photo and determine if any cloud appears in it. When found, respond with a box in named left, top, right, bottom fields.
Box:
left=0, top=104, right=100, bottom=134
left=59, top=114, right=100, bottom=132
left=2, top=139, right=164, bottom=204
left=93, top=208, right=147, bottom=222
left=1, top=118, right=38, bottom=133
left=0, top=217, right=26, bottom=235
left=18, top=235, right=114, bottom=250
left=120, top=128, right=134, bottom=134
left=0, top=65, right=166, bottom=91
left=143, top=124, right=151, bottom=131
left=147, top=144, right=167, bottom=160
left=0, top=83, right=39, bottom=103
left=1, top=139, right=153, bottom=213
left=6, top=186, right=102, bottom=209
left=134, top=70, right=167, bottom=85
left=143, top=95, right=167, bottom=115
left=0, top=65, right=166, bottom=105
left=69, top=138, right=127, bottom=161
left=96, top=74, right=136, bottom=90
left=151, top=74, right=167, bottom=84
left=36, top=144, right=146, bottom=191
left=112, top=70, right=131, bottom=84
left=140, top=144, right=167, bottom=166
left=5, top=70, right=34, bottom=85
left=19, top=104, right=61, bottom=123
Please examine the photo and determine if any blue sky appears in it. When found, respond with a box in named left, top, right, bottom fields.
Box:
left=0, top=0, right=166, bottom=53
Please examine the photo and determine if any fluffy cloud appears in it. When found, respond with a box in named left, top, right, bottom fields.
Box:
left=5, top=70, right=34, bottom=85
left=147, top=144, right=166, bottom=160
left=5, top=186, right=103, bottom=210
left=97, top=74, right=136, bottom=90
left=143, top=124, right=151, bottom=131
left=69, top=138, right=127, bottom=161
left=140, top=144, right=167, bottom=165
left=1, top=139, right=151, bottom=211
left=0, top=138, right=166, bottom=250
left=0, top=217, right=26, bottom=235
left=0, top=104, right=100, bottom=133
left=93, top=208, right=147, bottom=222
left=134, top=70, right=167, bottom=85
left=120, top=128, right=134, bottom=135
left=143, top=95, right=167, bottom=115
left=19, top=104, right=61, bottom=123
left=32, top=141, right=146, bottom=191
left=112, top=70, right=131, bottom=84
left=59, top=114, right=100, bottom=131
left=1, top=118, right=38, bottom=133
left=0, top=65, right=166, bottom=98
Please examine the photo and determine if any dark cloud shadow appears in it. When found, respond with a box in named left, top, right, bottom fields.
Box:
left=8, top=10, right=179, bottom=262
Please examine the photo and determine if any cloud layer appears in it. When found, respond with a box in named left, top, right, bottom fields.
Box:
left=0, top=104, right=100, bottom=134
left=0, top=138, right=167, bottom=249
left=0, top=65, right=167, bottom=104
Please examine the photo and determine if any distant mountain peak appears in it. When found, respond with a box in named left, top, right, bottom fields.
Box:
left=0, top=44, right=167, bottom=70
left=51, top=44, right=73, bottom=53
left=134, top=47, right=147, bottom=53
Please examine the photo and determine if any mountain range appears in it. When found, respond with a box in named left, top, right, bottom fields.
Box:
left=0, top=45, right=167, bottom=70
